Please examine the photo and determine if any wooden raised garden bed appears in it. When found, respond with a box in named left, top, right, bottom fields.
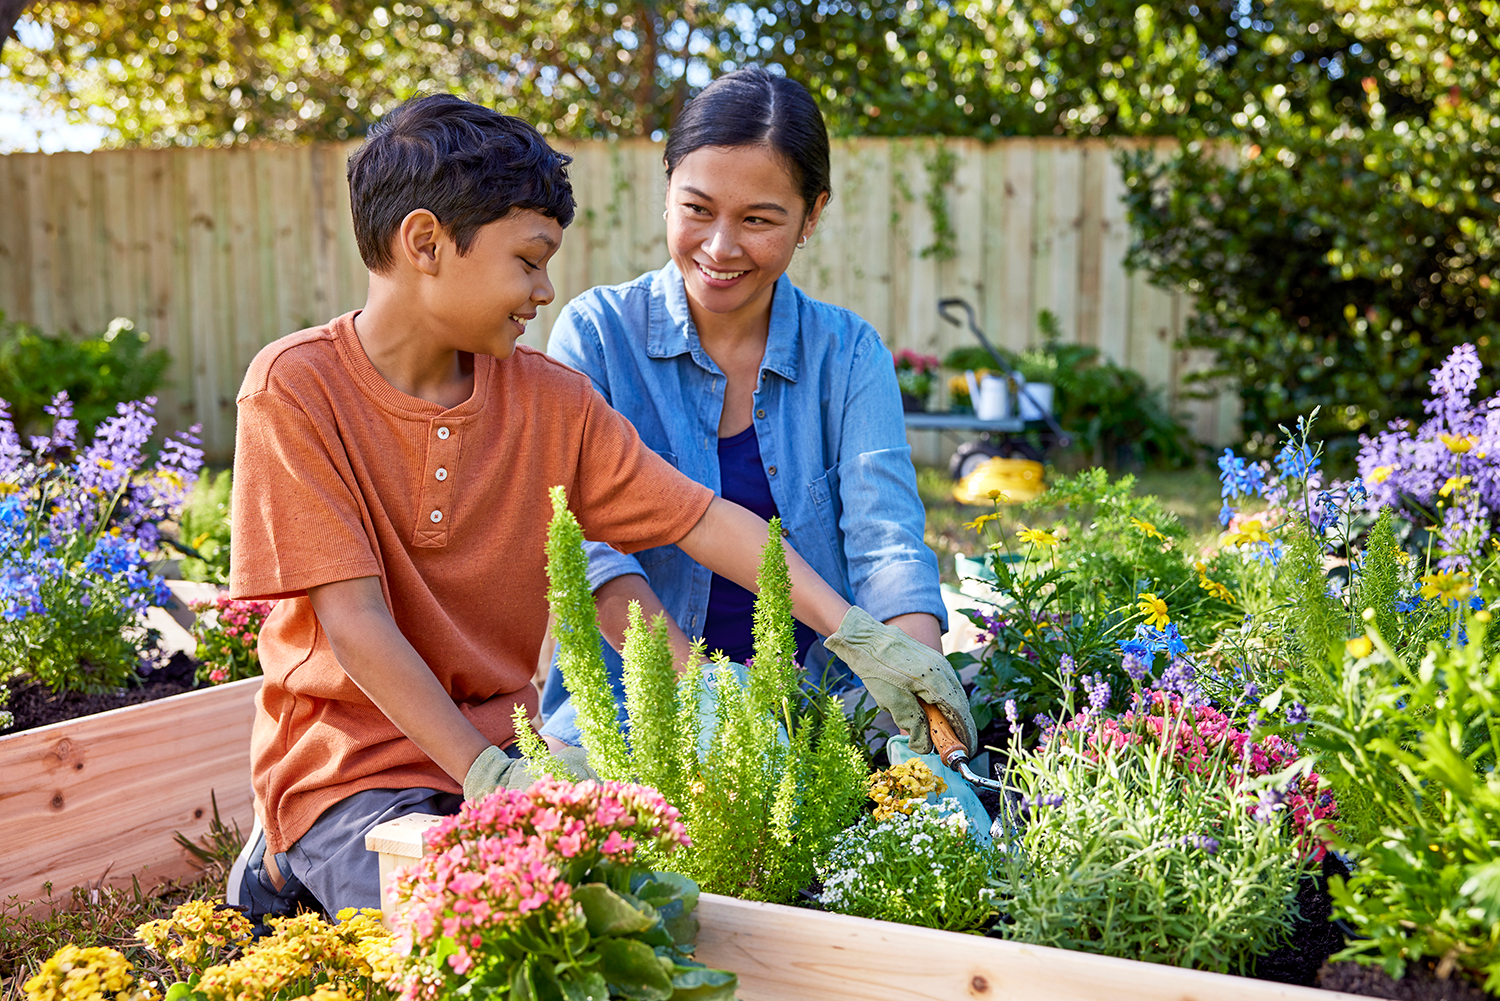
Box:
left=0, top=675, right=260, bottom=912
left=368, top=815, right=1365, bottom=1001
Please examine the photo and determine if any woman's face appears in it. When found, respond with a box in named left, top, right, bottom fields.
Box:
left=665, top=144, right=827, bottom=329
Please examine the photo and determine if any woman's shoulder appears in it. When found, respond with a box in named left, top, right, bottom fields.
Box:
left=784, top=282, right=890, bottom=362
left=561, top=268, right=665, bottom=325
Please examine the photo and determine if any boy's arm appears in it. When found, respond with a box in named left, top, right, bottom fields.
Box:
left=595, top=574, right=698, bottom=670
left=307, top=575, right=491, bottom=783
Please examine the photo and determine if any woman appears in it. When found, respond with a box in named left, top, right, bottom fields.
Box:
left=540, top=68, right=945, bottom=744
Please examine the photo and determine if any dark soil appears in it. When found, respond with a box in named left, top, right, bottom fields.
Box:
left=1319, top=959, right=1498, bottom=1001
left=4, top=652, right=202, bottom=735
left=1250, top=852, right=1351, bottom=987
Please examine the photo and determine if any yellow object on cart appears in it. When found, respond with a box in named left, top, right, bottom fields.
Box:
left=952, top=457, right=1046, bottom=505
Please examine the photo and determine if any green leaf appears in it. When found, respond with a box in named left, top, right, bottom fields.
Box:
left=632, top=870, right=699, bottom=912
left=669, top=965, right=739, bottom=1001
left=162, top=983, right=203, bottom=1001
left=559, top=970, right=612, bottom=1001
left=596, top=938, right=675, bottom=1000
left=574, top=883, right=659, bottom=937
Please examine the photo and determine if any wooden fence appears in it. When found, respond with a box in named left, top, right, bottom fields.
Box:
left=0, top=138, right=1237, bottom=462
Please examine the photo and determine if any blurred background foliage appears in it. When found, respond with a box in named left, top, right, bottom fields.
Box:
left=1, top=0, right=1496, bottom=456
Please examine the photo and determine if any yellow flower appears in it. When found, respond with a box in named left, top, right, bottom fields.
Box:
left=1137, top=592, right=1170, bottom=629
left=1130, top=516, right=1164, bottom=540
left=1198, top=576, right=1234, bottom=603
left=1366, top=465, right=1394, bottom=484
left=963, top=511, right=1001, bottom=532
left=23, top=945, right=156, bottom=1001
left=96, top=458, right=115, bottom=470
left=1439, top=475, right=1472, bottom=498
left=868, top=758, right=946, bottom=821
left=1439, top=432, right=1477, bottom=454
left=1221, top=519, right=1272, bottom=547
left=1419, top=572, right=1472, bottom=603
left=1345, top=636, right=1373, bottom=658
left=1016, top=526, right=1059, bottom=548
left=0, top=482, right=18, bottom=496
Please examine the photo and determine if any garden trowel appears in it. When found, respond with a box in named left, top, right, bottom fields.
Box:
left=921, top=700, right=1004, bottom=792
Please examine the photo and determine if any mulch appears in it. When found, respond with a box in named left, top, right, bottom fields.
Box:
left=1319, top=960, right=1497, bottom=1001
left=4, top=651, right=201, bottom=734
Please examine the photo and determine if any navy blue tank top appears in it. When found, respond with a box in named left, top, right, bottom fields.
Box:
left=702, top=424, right=817, bottom=665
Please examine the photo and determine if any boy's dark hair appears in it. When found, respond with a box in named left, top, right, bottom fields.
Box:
left=664, top=68, right=831, bottom=214
left=347, top=95, right=576, bottom=273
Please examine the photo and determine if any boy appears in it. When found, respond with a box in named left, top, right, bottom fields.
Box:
left=227, top=94, right=974, bottom=923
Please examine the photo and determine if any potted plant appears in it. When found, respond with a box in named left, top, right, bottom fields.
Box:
left=893, top=349, right=940, bottom=413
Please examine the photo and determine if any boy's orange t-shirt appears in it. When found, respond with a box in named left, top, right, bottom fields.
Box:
left=229, top=311, right=713, bottom=855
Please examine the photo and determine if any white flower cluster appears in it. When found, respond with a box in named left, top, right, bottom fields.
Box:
left=817, top=801, right=990, bottom=916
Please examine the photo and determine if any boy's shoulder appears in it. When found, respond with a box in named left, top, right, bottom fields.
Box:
left=237, top=319, right=344, bottom=401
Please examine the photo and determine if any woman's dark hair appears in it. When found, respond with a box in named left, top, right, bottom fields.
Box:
left=347, top=94, right=575, bottom=273
left=664, top=68, right=831, bottom=214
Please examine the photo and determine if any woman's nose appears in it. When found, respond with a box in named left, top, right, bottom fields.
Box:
left=703, top=223, right=738, bottom=260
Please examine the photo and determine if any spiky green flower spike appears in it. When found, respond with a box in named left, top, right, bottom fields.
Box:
left=750, top=517, right=799, bottom=728
left=544, top=485, right=630, bottom=779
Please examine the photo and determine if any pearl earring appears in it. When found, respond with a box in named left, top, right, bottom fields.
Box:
left=662, top=209, right=668, bottom=220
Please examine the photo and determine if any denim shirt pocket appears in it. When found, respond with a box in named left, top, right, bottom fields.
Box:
left=803, top=462, right=843, bottom=565
left=635, top=451, right=681, bottom=572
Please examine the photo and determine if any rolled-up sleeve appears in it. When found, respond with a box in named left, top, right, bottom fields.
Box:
left=835, top=335, right=947, bottom=631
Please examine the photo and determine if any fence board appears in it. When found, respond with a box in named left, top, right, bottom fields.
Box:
left=0, top=139, right=1229, bottom=459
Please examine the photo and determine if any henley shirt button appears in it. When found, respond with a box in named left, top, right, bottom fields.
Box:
left=437, top=426, right=450, bottom=440
left=768, top=465, right=777, bottom=476
left=430, top=510, right=443, bottom=523
left=435, top=467, right=448, bottom=481
left=755, top=408, right=766, bottom=419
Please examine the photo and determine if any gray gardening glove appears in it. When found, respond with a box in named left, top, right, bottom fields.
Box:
left=462, top=745, right=600, bottom=801
left=823, top=606, right=977, bottom=756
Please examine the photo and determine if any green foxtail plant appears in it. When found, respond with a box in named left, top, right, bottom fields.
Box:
left=536, top=486, right=866, bottom=902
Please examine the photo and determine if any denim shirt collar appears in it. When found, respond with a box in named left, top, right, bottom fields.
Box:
left=647, top=262, right=801, bottom=385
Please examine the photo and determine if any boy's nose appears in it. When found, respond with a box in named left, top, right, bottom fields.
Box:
left=534, top=274, right=555, bottom=306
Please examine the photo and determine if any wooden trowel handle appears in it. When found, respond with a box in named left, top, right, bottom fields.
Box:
left=920, top=699, right=968, bottom=769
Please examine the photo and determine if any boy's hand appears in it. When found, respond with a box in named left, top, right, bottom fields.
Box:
left=824, top=607, right=977, bottom=756
left=462, top=745, right=599, bottom=801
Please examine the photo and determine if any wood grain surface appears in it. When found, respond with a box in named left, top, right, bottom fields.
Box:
left=0, top=677, right=259, bottom=913
left=693, top=893, right=1365, bottom=1001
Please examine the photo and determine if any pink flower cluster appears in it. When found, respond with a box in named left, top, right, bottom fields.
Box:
left=190, top=594, right=276, bottom=684
left=893, top=349, right=941, bottom=374
left=392, top=779, right=689, bottom=998
left=1046, top=691, right=1337, bottom=857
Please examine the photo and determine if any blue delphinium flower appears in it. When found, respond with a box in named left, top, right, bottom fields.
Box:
left=1394, top=592, right=1422, bottom=614
left=1219, top=501, right=1234, bottom=527
left=1251, top=540, right=1286, bottom=567
left=1275, top=443, right=1320, bottom=482
left=1218, top=448, right=1267, bottom=500
left=1284, top=702, right=1309, bottom=726
left=84, top=534, right=144, bottom=576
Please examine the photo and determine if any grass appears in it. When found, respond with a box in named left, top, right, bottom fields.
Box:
left=0, top=802, right=244, bottom=1000
left=919, top=461, right=1224, bottom=586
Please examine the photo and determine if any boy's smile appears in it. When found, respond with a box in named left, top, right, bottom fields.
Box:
left=442, top=208, right=563, bottom=360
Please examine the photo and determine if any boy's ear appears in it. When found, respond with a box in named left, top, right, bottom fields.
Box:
left=397, top=208, right=445, bottom=276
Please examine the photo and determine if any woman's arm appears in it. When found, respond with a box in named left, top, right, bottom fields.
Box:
left=594, top=573, right=699, bottom=671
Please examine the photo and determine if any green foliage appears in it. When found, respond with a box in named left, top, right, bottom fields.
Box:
left=1121, top=0, right=1500, bottom=459
left=173, top=470, right=231, bottom=585
left=541, top=499, right=866, bottom=903
left=957, top=468, right=1242, bottom=734
left=1272, top=520, right=1347, bottom=678
left=993, top=720, right=1302, bottom=973
left=1300, top=618, right=1500, bottom=990
left=0, top=316, right=170, bottom=441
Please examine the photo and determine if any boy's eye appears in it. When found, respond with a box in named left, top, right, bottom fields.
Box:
left=520, top=257, right=539, bottom=270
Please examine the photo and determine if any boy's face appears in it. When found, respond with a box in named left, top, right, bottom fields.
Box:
left=431, top=208, right=563, bottom=359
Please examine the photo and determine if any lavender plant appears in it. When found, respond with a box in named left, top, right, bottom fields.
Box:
left=0, top=393, right=203, bottom=693
left=539, top=487, right=867, bottom=902
left=992, top=705, right=1305, bottom=973
left=1358, top=343, right=1498, bottom=573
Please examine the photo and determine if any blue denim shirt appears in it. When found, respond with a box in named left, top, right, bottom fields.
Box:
left=539, top=263, right=944, bottom=736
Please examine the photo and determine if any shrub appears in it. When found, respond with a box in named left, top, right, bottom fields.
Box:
left=1299, top=614, right=1500, bottom=991
left=533, top=487, right=867, bottom=902
left=0, top=394, right=203, bottom=693
left=0, top=315, right=171, bottom=442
